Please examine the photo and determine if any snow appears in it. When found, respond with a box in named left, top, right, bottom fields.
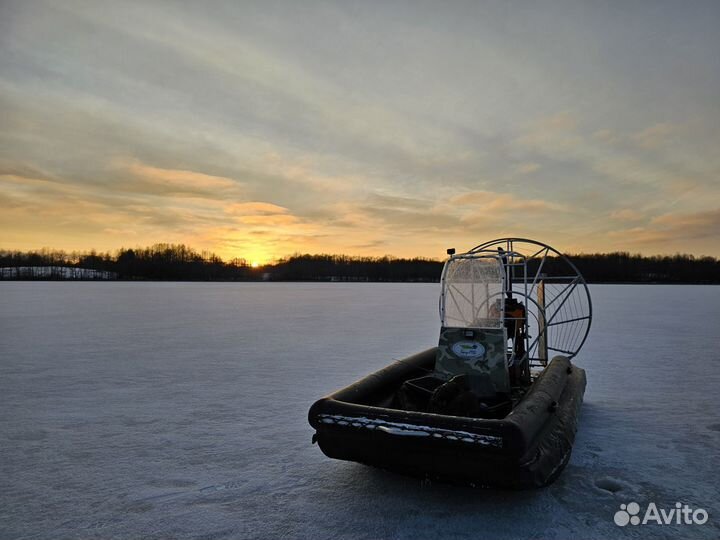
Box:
left=0, top=267, right=117, bottom=280
left=1, top=282, right=719, bottom=539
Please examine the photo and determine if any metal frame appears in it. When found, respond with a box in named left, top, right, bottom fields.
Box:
left=440, top=238, right=593, bottom=370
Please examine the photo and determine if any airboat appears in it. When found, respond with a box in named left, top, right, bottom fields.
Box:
left=308, top=238, right=592, bottom=488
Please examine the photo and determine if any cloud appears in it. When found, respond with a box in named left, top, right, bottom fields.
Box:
left=234, top=214, right=300, bottom=226
left=631, top=123, right=676, bottom=150
left=0, top=168, right=246, bottom=251
left=539, top=111, right=577, bottom=131
left=515, top=113, right=583, bottom=155
left=365, top=193, right=432, bottom=212
left=512, top=115, right=705, bottom=220
left=591, top=129, right=618, bottom=144
left=225, top=202, right=289, bottom=215
left=651, top=208, right=720, bottom=237
left=448, top=191, right=563, bottom=213
left=606, top=208, right=720, bottom=252
left=121, top=160, right=242, bottom=197
left=609, top=208, right=645, bottom=222
left=357, top=204, right=461, bottom=233
left=223, top=199, right=316, bottom=229
left=515, top=163, right=541, bottom=175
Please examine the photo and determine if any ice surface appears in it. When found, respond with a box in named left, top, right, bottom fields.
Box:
left=1, top=282, right=719, bottom=539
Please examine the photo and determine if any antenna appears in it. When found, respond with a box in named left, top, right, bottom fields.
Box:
left=497, top=247, right=512, bottom=299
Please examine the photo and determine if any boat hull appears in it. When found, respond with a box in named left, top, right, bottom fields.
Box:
left=308, top=349, right=586, bottom=488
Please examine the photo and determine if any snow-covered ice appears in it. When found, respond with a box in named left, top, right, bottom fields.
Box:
left=1, top=282, right=719, bottom=539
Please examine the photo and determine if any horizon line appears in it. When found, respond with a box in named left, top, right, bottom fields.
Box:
left=2, top=242, right=720, bottom=265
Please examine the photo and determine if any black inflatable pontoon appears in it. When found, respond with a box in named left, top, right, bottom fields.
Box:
left=308, top=239, right=592, bottom=488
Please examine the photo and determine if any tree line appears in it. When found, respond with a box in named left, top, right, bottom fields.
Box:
left=531, top=251, right=720, bottom=284
left=0, top=245, right=251, bottom=281
left=0, top=244, right=719, bottom=283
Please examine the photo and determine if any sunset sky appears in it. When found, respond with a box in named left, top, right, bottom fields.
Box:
left=1, top=1, right=719, bottom=263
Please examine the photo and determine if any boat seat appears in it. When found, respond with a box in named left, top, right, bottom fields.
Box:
left=433, top=326, right=511, bottom=399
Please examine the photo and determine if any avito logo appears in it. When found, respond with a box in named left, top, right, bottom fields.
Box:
left=614, top=501, right=709, bottom=527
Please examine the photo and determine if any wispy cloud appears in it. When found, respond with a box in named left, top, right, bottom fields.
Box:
left=631, top=123, right=676, bottom=150
left=448, top=191, right=564, bottom=213
left=122, top=161, right=242, bottom=195
left=609, top=208, right=645, bottom=223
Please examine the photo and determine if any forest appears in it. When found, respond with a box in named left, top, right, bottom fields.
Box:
left=1, top=244, right=719, bottom=283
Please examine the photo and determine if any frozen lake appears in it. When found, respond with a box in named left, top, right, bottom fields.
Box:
left=1, top=282, right=719, bottom=539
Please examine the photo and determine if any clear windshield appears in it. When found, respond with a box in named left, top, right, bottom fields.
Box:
left=440, top=256, right=505, bottom=328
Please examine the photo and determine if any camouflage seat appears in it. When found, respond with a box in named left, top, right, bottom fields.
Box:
left=434, top=326, right=510, bottom=400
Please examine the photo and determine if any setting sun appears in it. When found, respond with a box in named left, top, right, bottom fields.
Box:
left=251, top=261, right=260, bottom=268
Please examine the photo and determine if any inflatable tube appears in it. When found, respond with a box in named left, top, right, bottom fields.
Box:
left=308, top=349, right=586, bottom=488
